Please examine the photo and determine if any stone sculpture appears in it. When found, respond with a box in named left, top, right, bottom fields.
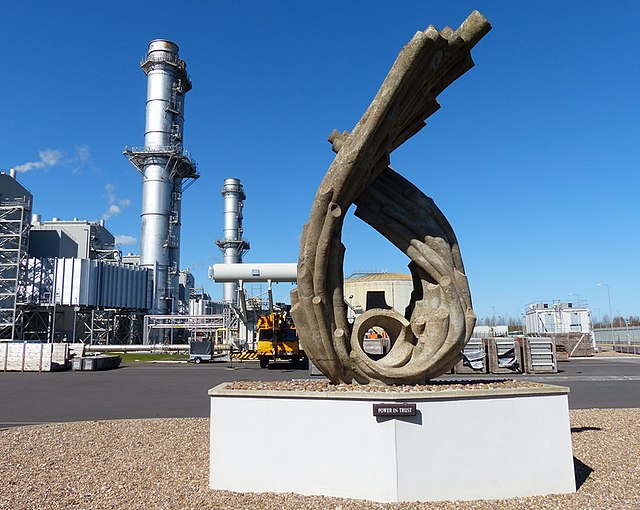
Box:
left=290, top=11, right=491, bottom=385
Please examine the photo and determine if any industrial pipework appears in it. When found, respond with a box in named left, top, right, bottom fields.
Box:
left=124, top=40, right=199, bottom=315
left=211, top=263, right=297, bottom=283
left=215, top=178, right=250, bottom=303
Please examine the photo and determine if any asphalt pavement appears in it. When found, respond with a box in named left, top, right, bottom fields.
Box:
left=1, top=356, right=639, bottom=428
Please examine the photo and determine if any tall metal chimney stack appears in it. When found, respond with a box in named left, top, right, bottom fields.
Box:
left=124, top=40, right=199, bottom=315
left=216, top=178, right=250, bottom=303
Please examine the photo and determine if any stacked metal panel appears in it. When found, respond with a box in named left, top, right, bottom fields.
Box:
left=0, top=342, right=69, bottom=371
left=521, top=337, right=557, bottom=373
left=454, top=337, right=487, bottom=374
left=487, top=337, right=522, bottom=374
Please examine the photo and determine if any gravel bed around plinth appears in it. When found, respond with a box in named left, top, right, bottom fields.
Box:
left=225, top=379, right=546, bottom=393
left=1, top=409, right=640, bottom=510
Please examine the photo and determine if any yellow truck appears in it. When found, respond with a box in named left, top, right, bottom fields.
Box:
left=256, top=311, right=304, bottom=368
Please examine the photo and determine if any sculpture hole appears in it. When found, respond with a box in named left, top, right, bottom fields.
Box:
left=352, top=310, right=407, bottom=363
left=362, top=326, right=392, bottom=359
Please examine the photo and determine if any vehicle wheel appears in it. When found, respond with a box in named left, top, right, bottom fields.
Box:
left=259, top=356, right=269, bottom=368
left=291, top=356, right=300, bottom=368
left=194, top=357, right=202, bottom=364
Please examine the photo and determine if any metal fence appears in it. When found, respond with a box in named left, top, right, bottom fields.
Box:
left=594, top=326, right=640, bottom=345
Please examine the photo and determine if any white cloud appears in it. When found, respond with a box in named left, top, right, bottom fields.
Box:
left=105, top=183, right=116, bottom=203
left=115, top=235, right=137, bottom=246
left=11, top=148, right=63, bottom=173
left=39, top=149, right=63, bottom=166
left=75, top=145, right=91, bottom=163
left=71, top=145, right=92, bottom=174
left=106, top=204, right=121, bottom=216
left=102, top=184, right=132, bottom=221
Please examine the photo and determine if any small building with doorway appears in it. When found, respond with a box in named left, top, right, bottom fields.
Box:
left=343, top=272, right=413, bottom=321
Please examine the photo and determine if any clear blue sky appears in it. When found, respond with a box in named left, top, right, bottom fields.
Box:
left=2, top=1, right=638, bottom=323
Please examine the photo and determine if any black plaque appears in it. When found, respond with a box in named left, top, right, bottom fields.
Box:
left=373, top=403, right=417, bottom=417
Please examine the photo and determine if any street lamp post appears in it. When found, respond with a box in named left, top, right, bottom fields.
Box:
left=597, top=283, right=614, bottom=343
left=624, top=317, right=630, bottom=346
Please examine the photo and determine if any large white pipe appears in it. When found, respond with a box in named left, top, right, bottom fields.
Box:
left=212, top=263, right=297, bottom=283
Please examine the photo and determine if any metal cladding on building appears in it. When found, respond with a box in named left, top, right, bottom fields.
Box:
left=124, top=39, right=199, bottom=315
left=51, top=258, right=151, bottom=309
left=29, top=219, right=119, bottom=261
left=215, top=178, right=250, bottom=303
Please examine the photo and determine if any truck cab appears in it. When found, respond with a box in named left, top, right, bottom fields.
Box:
left=256, top=312, right=303, bottom=368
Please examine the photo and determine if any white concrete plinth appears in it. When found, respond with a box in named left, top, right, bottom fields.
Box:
left=209, top=383, right=576, bottom=503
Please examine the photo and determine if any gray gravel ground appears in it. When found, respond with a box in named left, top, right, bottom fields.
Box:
left=226, top=380, right=546, bottom=392
left=1, top=409, right=639, bottom=510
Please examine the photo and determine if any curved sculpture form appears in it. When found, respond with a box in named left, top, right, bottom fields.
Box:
left=290, top=12, right=491, bottom=385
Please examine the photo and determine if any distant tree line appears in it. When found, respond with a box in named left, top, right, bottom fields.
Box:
left=480, top=315, right=640, bottom=329
left=593, top=316, right=640, bottom=328
left=479, top=316, right=522, bottom=327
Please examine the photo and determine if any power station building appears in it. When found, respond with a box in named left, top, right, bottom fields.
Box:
left=0, top=171, right=152, bottom=343
left=2, top=39, right=420, bottom=350
left=0, top=40, right=208, bottom=346
left=1, top=40, right=276, bottom=349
